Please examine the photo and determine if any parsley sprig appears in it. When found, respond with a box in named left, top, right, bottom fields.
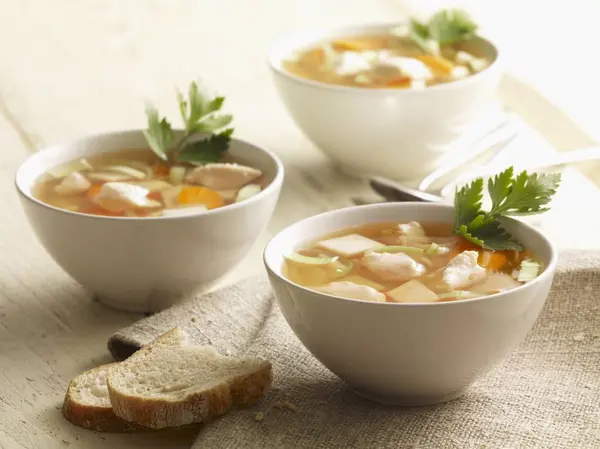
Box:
left=454, top=167, right=561, bottom=250
left=142, top=80, right=234, bottom=165
left=409, top=9, right=478, bottom=54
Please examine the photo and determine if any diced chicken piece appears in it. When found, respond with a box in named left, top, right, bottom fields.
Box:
left=333, top=51, right=372, bottom=76
left=340, top=274, right=385, bottom=292
left=186, top=163, right=262, bottom=190
left=53, top=172, right=91, bottom=196
left=131, top=180, right=173, bottom=192
left=455, top=51, right=488, bottom=72
left=398, top=221, right=426, bottom=238
left=410, top=79, right=427, bottom=89
left=377, top=55, right=433, bottom=80
left=160, top=205, right=208, bottom=217
left=315, top=281, right=386, bottom=302
left=470, top=272, right=521, bottom=294
left=387, top=280, right=438, bottom=303
left=95, top=182, right=161, bottom=211
left=103, top=165, right=147, bottom=180
left=361, top=251, right=426, bottom=282
left=317, top=234, right=384, bottom=257
left=442, top=251, right=486, bottom=289
left=450, top=65, right=470, bottom=80
left=397, top=221, right=429, bottom=245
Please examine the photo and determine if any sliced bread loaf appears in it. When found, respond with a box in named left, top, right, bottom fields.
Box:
left=62, top=327, right=187, bottom=432
left=62, top=363, right=144, bottom=432
left=106, top=327, right=272, bottom=429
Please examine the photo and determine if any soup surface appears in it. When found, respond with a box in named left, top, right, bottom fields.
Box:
left=283, top=221, right=541, bottom=303
left=33, top=149, right=267, bottom=217
left=283, top=33, right=491, bottom=89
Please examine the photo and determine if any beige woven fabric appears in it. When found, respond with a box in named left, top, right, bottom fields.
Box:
left=109, top=251, right=600, bottom=448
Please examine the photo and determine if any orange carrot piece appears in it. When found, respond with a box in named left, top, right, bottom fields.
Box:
left=87, top=184, right=103, bottom=200
left=386, top=76, right=412, bottom=88
left=417, top=55, right=454, bottom=76
left=152, top=162, right=170, bottom=177
left=455, top=237, right=480, bottom=254
left=482, top=251, right=508, bottom=271
left=302, top=48, right=325, bottom=67
left=147, top=191, right=163, bottom=202
left=177, top=186, right=224, bottom=209
left=331, top=39, right=368, bottom=52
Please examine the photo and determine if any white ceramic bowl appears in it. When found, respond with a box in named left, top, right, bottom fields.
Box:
left=16, top=130, right=284, bottom=313
left=264, top=203, right=557, bottom=406
left=269, top=23, right=502, bottom=181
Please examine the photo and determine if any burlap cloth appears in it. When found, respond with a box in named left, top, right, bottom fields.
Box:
left=108, top=251, right=600, bottom=448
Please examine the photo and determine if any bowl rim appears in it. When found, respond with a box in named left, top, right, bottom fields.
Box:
left=14, top=128, right=285, bottom=222
left=263, top=202, right=558, bottom=307
left=267, top=21, right=502, bottom=95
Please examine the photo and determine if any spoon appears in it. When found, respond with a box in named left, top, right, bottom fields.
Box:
left=369, top=145, right=600, bottom=204
left=439, top=144, right=600, bottom=197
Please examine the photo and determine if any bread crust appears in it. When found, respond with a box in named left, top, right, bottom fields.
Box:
left=107, top=328, right=273, bottom=429
left=62, top=364, right=146, bottom=433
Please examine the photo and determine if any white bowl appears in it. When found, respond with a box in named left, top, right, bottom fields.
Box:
left=264, top=203, right=557, bottom=406
left=269, top=23, right=502, bottom=181
left=16, top=130, right=284, bottom=313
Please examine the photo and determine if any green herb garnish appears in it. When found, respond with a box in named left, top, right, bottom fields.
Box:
left=410, top=8, right=478, bottom=53
left=143, top=80, right=234, bottom=165
left=453, top=167, right=561, bottom=251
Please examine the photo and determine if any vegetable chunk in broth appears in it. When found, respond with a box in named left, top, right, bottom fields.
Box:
left=283, top=9, right=491, bottom=89
left=33, top=149, right=266, bottom=217
left=283, top=221, right=541, bottom=304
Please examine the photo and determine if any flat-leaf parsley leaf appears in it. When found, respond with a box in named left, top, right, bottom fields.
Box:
left=453, top=167, right=561, bottom=250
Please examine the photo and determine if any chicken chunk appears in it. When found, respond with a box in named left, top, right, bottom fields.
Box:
left=361, top=251, right=426, bottom=282
left=376, top=54, right=433, bottom=80
left=186, top=163, right=262, bottom=190
left=95, top=182, right=161, bottom=211
left=315, top=281, right=386, bottom=302
left=387, top=280, right=438, bottom=303
left=442, top=251, right=486, bottom=289
left=53, top=172, right=91, bottom=196
left=333, top=51, right=372, bottom=76
left=450, top=65, right=470, bottom=80
left=398, top=221, right=426, bottom=238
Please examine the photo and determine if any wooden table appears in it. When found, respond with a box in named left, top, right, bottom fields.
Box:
left=1, top=1, right=600, bottom=448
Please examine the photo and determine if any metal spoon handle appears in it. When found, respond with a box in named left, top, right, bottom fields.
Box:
left=440, top=145, right=600, bottom=197
left=417, top=116, right=519, bottom=192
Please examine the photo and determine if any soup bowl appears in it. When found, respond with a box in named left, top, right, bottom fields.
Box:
left=263, top=202, right=557, bottom=406
left=269, top=23, right=502, bottom=181
left=16, top=130, right=284, bottom=313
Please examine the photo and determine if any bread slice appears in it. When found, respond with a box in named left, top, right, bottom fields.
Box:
left=62, top=328, right=187, bottom=432
left=62, top=363, right=144, bottom=432
left=106, top=327, right=272, bottom=429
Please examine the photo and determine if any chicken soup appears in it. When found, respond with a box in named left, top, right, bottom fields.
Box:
left=283, top=221, right=541, bottom=304
left=283, top=9, right=491, bottom=89
left=32, top=150, right=266, bottom=217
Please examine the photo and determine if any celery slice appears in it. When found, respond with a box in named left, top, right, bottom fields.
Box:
left=517, top=259, right=540, bottom=282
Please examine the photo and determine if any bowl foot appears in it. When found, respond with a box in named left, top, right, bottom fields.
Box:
left=352, top=386, right=468, bottom=407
